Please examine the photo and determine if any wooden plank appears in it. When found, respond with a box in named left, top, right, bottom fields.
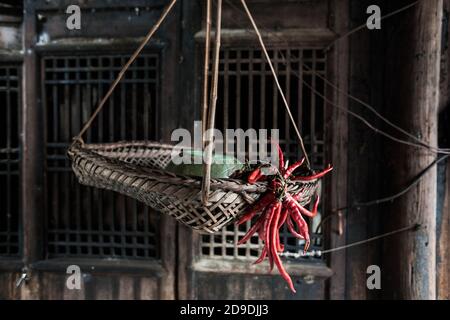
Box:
left=192, top=259, right=333, bottom=278
left=0, top=49, right=23, bottom=61
left=220, top=0, right=329, bottom=30
left=174, top=0, right=201, bottom=300
left=118, top=276, right=136, bottom=300
left=194, top=273, right=325, bottom=300
left=243, top=275, right=272, bottom=299
left=27, top=271, right=164, bottom=300
left=93, top=276, right=114, bottom=300
left=177, top=224, right=196, bottom=299
left=344, top=0, right=384, bottom=300
left=325, top=0, right=349, bottom=300
left=33, top=0, right=168, bottom=10
left=194, top=28, right=337, bottom=47
left=383, top=0, right=441, bottom=299
left=63, top=273, right=86, bottom=300
left=38, top=10, right=169, bottom=41
left=157, top=1, right=180, bottom=300
left=0, top=272, right=20, bottom=299
left=32, top=258, right=164, bottom=275
left=138, top=277, right=159, bottom=300
left=37, top=273, right=64, bottom=300
left=21, top=0, right=44, bottom=300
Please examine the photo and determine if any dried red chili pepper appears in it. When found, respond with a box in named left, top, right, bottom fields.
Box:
left=264, top=202, right=278, bottom=271
left=247, top=168, right=264, bottom=184
left=286, top=215, right=305, bottom=239
left=253, top=247, right=267, bottom=265
left=283, top=158, right=306, bottom=179
left=290, top=208, right=310, bottom=253
left=236, top=193, right=275, bottom=225
left=286, top=193, right=320, bottom=218
left=277, top=144, right=285, bottom=174
left=293, top=165, right=333, bottom=181
left=237, top=211, right=266, bottom=245
left=270, top=203, right=296, bottom=293
left=235, top=145, right=333, bottom=294
left=278, top=208, right=289, bottom=231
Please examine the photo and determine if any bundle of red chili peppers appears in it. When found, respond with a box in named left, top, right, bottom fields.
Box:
left=237, top=146, right=332, bottom=293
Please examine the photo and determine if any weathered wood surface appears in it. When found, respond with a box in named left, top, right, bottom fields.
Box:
left=383, top=0, right=441, bottom=300
left=219, top=0, right=329, bottom=30
left=21, top=1, right=45, bottom=302
left=195, top=273, right=326, bottom=300
left=0, top=259, right=167, bottom=299
left=345, top=0, right=385, bottom=300
left=31, top=272, right=159, bottom=300
left=325, top=0, right=349, bottom=300
left=0, top=272, right=21, bottom=300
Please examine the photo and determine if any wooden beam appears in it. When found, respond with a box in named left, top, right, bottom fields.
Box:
left=383, top=0, right=442, bottom=299
left=21, top=0, right=44, bottom=300
left=345, top=0, right=385, bottom=300
left=325, top=0, right=349, bottom=300
left=192, top=259, right=334, bottom=278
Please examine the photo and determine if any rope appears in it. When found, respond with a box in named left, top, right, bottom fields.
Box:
left=314, top=154, right=449, bottom=234
left=202, top=0, right=223, bottom=204
left=280, top=223, right=420, bottom=258
left=224, top=0, right=450, bottom=155
left=301, top=63, right=450, bottom=155
left=201, top=0, right=212, bottom=137
left=239, top=0, right=311, bottom=168
left=300, top=77, right=444, bottom=152
left=324, top=0, right=421, bottom=52
left=74, top=0, right=178, bottom=142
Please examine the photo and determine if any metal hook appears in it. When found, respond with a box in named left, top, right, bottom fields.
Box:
left=15, top=269, right=30, bottom=288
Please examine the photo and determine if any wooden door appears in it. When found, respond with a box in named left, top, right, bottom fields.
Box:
left=177, top=0, right=348, bottom=300
left=1, top=0, right=181, bottom=300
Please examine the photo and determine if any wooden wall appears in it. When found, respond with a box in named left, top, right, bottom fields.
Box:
left=0, top=0, right=448, bottom=300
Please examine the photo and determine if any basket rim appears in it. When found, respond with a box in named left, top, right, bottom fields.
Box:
left=68, top=140, right=319, bottom=195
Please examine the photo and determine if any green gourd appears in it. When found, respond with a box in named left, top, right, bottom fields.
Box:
left=165, top=150, right=244, bottom=179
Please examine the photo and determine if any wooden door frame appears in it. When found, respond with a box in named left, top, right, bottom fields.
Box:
left=177, top=0, right=349, bottom=300
left=16, top=0, right=181, bottom=300
left=0, top=40, right=25, bottom=301
left=324, top=0, right=349, bottom=300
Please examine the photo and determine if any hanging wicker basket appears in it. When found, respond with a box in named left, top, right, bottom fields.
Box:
left=67, top=0, right=321, bottom=234
left=68, top=140, right=319, bottom=233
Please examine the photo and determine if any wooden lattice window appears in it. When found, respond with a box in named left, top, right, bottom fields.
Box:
left=0, top=63, right=21, bottom=257
left=200, top=47, right=326, bottom=262
left=42, top=52, right=161, bottom=260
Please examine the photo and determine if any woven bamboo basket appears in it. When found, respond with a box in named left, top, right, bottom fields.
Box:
left=67, top=0, right=320, bottom=234
left=68, top=141, right=318, bottom=233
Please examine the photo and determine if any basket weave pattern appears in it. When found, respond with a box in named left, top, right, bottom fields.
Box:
left=68, top=141, right=318, bottom=233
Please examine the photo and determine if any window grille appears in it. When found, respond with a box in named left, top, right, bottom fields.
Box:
left=0, top=63, right=21, bottom=257
left=42, top=53, right=161, bottom=259
left=200, top=47, right=326, bottom=262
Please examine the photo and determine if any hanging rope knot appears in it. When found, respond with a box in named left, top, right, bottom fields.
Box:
left=72, top=136, right=84, bottom=145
